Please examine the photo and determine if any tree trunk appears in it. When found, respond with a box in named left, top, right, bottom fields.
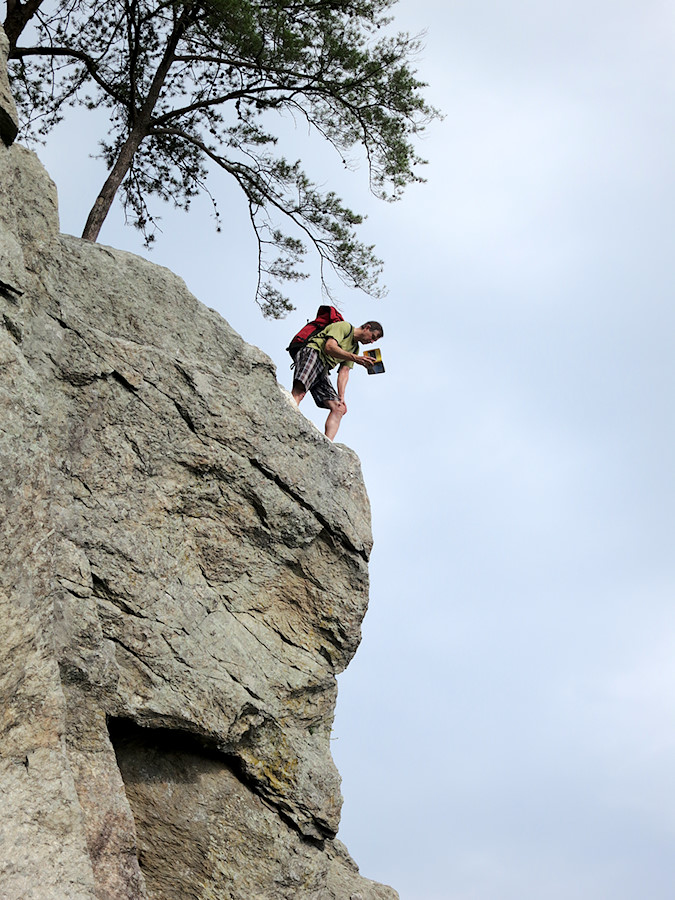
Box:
left=4, top=0, right=46, bottom=50
left=81, top=124, right=146, bottom=242
left=81, top=4, right=195, bottom=242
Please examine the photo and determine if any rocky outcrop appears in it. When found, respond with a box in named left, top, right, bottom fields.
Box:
left=0, top=31, right=396, bottom=900
left=0, top=27, right=17, bottom=145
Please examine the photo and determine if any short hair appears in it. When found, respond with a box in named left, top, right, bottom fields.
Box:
left=361, top=320, right=384, bottom=338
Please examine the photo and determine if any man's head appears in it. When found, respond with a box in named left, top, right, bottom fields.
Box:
left=356, top=321, right=384, bottom=344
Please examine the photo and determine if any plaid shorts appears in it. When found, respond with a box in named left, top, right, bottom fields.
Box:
left=292, top=346, right=338, bottom=409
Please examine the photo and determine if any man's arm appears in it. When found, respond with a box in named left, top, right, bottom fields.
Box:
left=337, top=364, right=350, bottom=402
left=324, top=337, right=375, bottom=369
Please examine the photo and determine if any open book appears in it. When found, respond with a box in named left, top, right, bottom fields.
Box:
left=364, top=348, right=385, bottom=375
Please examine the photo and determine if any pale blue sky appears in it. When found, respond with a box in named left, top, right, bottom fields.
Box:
left=28, top=1, right=675, bottom=897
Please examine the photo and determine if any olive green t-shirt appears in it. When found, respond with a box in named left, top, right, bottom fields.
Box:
left=306, top=321, right=357, bottom=371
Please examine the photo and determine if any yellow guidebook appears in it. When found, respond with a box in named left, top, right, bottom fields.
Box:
left=364, top=348, right=385, bottom=375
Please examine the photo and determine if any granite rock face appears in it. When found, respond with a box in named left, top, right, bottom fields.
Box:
left=0, top=27, right=17, bottom=145
left=0, top=31, right=397, bottom=900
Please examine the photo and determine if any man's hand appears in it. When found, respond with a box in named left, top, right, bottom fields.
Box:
left=354, top=354, right=376, bottom=369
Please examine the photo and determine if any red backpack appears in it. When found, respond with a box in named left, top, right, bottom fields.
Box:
left=287, top=305, right=344, bottom=357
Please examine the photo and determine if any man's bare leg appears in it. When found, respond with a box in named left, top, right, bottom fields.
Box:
left=292, top=380, right=306, bottom=405
left=293, top=381, right=344, bottom=440
left=324, top=399, right=346, bottom=441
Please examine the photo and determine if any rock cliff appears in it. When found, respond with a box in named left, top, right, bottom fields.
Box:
left=0, top=29, right=397, bottom=900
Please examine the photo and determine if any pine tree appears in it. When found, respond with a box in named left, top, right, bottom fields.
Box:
left=7, top=0, right=438, bottom=316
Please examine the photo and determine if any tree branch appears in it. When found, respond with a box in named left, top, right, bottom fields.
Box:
left=150, top=125, right=368, bottom=285
left=11, top=45, right=127, bottom=106
left=150, top=83, right=300, bottom=126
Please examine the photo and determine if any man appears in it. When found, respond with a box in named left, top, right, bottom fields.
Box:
left=291, top=319, right=384, bottom=440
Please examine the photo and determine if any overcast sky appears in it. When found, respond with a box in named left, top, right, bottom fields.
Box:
left=30, top=1, right=675, bottom=898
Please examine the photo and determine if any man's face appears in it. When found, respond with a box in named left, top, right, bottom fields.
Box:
left=361, top=327, right=380, bottom=344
